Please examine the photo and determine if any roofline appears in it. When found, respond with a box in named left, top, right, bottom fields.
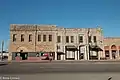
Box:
left=104, top=37, right=120, bottom=39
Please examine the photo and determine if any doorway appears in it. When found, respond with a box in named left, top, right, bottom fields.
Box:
left=112, top=50, right=116, bottom=59
left=20, top=53, right=28, bottom=60
left=57, top=53, right=61, bottom=60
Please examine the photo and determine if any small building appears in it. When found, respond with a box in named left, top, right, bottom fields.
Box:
left=103, top=37, right=120, bottom=60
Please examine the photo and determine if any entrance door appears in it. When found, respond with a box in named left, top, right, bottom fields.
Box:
left=20, top=53, right=28, bottom=60
left=79, top=46, right=85, bottom=60
left=112, top=50, right=116, bottom=59
left=66, top=51, right=75, bottom=60
left=57, top=53, right=61, bottom=60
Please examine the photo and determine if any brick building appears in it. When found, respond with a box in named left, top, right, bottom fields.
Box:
left=103, top=37, right=120, bottom=60
left=9, top=24, right=104, bottom=61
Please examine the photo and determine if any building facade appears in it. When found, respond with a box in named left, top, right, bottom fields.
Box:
left=103, top=37, right=120, bottom=60
left=9, top=24, right=104, bottom=61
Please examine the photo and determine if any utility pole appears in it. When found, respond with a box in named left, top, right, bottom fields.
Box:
left=87, top=28, right=90, bottom=60
left=1, top=40, right=4, bottom=61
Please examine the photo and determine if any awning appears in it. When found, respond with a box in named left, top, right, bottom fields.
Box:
left=57, top=52, right=64, bottom=54
left=90, top=45, right=103, bottom=51
left=65, top=45, right=78, bottom=51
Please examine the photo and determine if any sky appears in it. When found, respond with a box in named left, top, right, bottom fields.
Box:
left=0, top=0, right=120, bottom=50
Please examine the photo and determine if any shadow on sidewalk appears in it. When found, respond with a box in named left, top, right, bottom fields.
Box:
left=0, top=63, right=8, bottom=66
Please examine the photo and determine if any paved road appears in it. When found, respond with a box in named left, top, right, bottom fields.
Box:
left=0, top=62, right=120, bottom=74
left=0, top=73, right=120, bottom=80
left=1, top=62, right=120, bottom=80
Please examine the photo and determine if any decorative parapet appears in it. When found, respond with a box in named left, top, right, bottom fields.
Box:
left=10, top=24, right=57, bottom=31
left=10, top=24, right=37, bottom=31
left=37, top=25, right=57, bottom=31
left=10, top=24, right=102, bottom=33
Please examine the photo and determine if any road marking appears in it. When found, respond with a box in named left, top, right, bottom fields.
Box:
left=39, top=67, right=65, bottom=69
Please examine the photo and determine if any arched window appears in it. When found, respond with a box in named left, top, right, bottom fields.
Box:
left=111, top=45, right=117, bottom=50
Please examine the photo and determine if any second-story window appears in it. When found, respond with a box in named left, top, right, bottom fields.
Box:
left=57, top=45, right=60, bottom=49
left=13, top=34, right=17, bottom=42
left=66, top=36, right=69, bottom=43
left=71, top=36, right=74, bottom=43
left=88, top=36, right=91, bottom=43
left=93, top=36, right=97, bottom=43
left=29, top=34, right=32, bottom=42
left=79, top=36, right=83, bottom=43
left=21, top=34, right=24, bottom=42
left=57, top=36, right=61, bottom=43
left=49, top=35, right=52, bottom=42
left=38, top=35, right=41, bottom=42
left=43, top=35, right=46, bottom=42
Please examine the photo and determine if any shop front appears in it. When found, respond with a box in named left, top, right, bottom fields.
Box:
left=65, top=45, right=78, bottom=60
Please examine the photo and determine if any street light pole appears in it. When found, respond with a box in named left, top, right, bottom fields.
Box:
left=1, top=40, right=4, bottom=61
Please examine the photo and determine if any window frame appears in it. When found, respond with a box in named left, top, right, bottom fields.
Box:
left=21, top=34, right=24, bottom=42
left=43, top=35, right=46, bottom=42
left=88, top=36, right=91, bottom=43
left=49, top=35, right=52, bottom=42
left=38, top=34, right=41, bottom=42
left=79, top=36, right=83, bottom=43
left=66, top=36, right=69, bottom=43
left=13, top=34, right=17, bottom=42
left=71, top=36, right=74, bottom=43
left=93, top=36, right=97, bottom=43
left=29, top=34, right=32, bottom=42
left=57, top=36, right=61, bottom=43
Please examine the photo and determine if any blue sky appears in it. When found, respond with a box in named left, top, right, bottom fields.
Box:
left=0, top=0, right=120, bottom=49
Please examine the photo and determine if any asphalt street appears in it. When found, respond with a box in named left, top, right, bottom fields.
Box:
left=0, top=62, right=120, bottom=80
left=0, top=73, right=120, bottom=80
left=0, top=62, right=120, bottom=74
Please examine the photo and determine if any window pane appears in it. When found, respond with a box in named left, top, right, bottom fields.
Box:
left=88, top=36, right=91, bottom=43
left=29, top=34, right=32, bottom=42
left=79, top=36, right=83, bottom=43
left=57, top=36, right=61, bottom=43
left=66, top=36, right=69, bottom=43
left=93, top=36, right=96, bottom=42
left=119, top=50, right=120, bottom=56
left=21, top=34, right=24, bottom=42
left=49, top=35, right=52, bottom=41
left=38, top=35, right=41, bottom=41
left=57, top=46, right=60, bottom=49
left=13, top=34, right=17, bottom=42
left=43, top=35, right=46, bottom=42
left=71, top=36, right=74, bottom=43
left=105, top=50, right=109, bottom=57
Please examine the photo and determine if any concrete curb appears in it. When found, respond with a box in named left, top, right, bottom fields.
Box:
left=1, top=60, right=120, bottom=63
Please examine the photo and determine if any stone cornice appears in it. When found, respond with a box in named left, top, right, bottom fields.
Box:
left=10, top=24, right=57, bottom=31
left=10, top=24, right=37, bottom=31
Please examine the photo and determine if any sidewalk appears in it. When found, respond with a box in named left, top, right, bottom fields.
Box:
left=1, top=59, right=120, bottom=63
left=12, top=60, right=50, bottom=63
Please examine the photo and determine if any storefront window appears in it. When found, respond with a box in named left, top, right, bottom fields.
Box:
left=105, top=50, right=109, bottom=57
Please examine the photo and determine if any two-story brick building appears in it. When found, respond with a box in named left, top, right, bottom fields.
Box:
left=8, top=24, right=104, bottom=61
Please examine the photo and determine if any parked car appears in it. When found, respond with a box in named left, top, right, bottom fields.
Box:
left=40, top=53, right=53, bottom=60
